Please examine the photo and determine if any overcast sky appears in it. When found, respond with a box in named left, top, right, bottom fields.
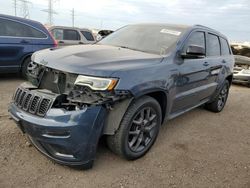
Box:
left=0, top=0, right=249, bottom=42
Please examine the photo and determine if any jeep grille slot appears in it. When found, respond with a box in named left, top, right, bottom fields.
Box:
left=13, top=87, right=53, bottom=117
left=37, top=98, right=51, bottom=116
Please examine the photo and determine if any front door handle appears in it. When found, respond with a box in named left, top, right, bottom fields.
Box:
left=203, top=62, right=209, bottom=66
left=222, top=59, right=227, bottom=64
left=58, top=41, right=64, bottom=44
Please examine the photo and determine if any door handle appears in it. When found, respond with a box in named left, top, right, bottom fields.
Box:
left=203, top=62, right=209, bottom=66
left=222, top=59, right=227, bottom=64
left=78, top=42, right=84, bottom=44
left=58, top=41, right=64, bottom=44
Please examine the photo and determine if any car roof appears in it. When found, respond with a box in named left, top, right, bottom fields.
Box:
left=49, top=26, right=92, bottom=32
left=0, top=14, right=43, bottom=27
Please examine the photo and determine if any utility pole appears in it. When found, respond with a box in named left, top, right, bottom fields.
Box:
left=13, top=0, right=17, bottom=16
left=19, top=0, right=31, bottom=18
left=71, top=8, right=75, bottom=27
left=42, top=0, right=58, bottom=26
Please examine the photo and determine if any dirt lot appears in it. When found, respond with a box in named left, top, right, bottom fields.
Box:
left=0, top=74, right=249, bottom=188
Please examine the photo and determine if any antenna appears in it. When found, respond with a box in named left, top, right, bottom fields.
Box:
left=42, top=0, right=58, bottom=26
left=71, top=8, right=75, bottom=27
left=19, top=0, right=32, bottom=18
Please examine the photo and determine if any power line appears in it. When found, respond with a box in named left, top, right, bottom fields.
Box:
left=42, top=0, right=58, bottom=26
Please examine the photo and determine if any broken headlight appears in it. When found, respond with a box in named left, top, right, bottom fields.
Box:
left=74, top=75, right=118, bottom=91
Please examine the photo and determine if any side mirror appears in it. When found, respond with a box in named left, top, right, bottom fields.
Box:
left=181, top=45, right=205, bottom=58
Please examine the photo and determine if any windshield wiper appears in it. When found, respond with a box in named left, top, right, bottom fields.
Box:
left=118, top=46, right=148, bottom=53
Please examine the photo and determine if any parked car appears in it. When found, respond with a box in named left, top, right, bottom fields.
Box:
left=9, top=24, right=234, bottom=169
left=0, top=14, right=57, bottom=77
left=49, top=26, right=95, bottom=46
left=96, top=30, right=113, bottom=41
left=231, top=43, right=250, bottom=86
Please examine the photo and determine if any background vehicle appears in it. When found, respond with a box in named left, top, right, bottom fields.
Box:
left=9, top=24, right=234, bottom=169
left=96, top=30, right=113, bottom=41
left=0, top=14, right=57, bottom=77
left=231, top=43, right=250, bottom=86
left=49, top=26, right=96, bottom=46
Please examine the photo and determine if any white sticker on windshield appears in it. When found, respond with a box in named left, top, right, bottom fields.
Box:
left=160, top=29, right=181, bottom=36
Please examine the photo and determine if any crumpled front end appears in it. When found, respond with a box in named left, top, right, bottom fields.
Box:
left=9, top=84, right=108, bottom=168
left=8, top=63, right=131, bottom=168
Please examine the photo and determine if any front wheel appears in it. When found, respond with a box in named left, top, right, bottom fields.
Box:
left=107, top=96, right=162, bottom=160
left=205, top=80, right=230, bottom=112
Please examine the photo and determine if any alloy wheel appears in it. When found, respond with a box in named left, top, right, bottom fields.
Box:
left=127, top=107, right=158, bottom=153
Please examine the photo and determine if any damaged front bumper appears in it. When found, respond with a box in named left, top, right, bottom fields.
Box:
left=9, top=102, right=107, bottom=168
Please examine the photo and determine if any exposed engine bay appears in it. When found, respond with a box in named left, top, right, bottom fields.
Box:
left=26, top=62, right=131, bottom=112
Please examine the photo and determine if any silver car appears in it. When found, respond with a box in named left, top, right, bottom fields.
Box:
left=49, top=26, right=96, bottom=46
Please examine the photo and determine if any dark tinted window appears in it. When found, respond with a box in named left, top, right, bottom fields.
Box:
left=185, top=31, right=205, bottom=50
left=220, top=37, right=230, bottom=55
left=64, top=29, right=80, bottom=40
left=81, top=31, right=94, bottom=41
left=207, top=34, right=220, bottom=56
left=0, top=18, right=46, bottom=38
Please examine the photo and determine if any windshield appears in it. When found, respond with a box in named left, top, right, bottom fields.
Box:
left=99, top=24, right=187, bottom=55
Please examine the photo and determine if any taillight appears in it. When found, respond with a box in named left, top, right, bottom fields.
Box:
left=46, top=28, right=58, bottom=47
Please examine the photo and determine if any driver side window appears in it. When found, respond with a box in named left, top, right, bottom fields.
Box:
left=184, top=31, right=206, bottom=53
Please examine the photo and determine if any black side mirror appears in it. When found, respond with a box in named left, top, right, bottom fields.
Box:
left=181, top=45, right=205, bottom=58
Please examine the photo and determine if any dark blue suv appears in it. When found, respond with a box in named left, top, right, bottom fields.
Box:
left=9, top=24, right=234, bottom=169
left=0, top=14, right=57, bottom=77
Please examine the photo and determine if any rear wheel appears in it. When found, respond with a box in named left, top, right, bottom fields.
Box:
left=107, top=96, right=162, bottom=160
left=205, top=80, right=229, bottom=112
left=21, top=57, right=33, bottom=79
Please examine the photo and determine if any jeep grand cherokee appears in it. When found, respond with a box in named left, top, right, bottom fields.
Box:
left=9, top=24, right=234, bottom=169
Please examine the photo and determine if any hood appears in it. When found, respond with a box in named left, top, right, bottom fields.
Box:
left=32, top=45, right=164, bottom=77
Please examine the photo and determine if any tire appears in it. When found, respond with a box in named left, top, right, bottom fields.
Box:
left=205, top=80, right=230, bottom=112
left=21, top=57, right=32, bottom=79
left=107, top=96, right=162, bottom=160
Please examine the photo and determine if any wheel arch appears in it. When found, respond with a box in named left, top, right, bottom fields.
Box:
left=226, top=74, right=233, bottom=86
left=145, top=91, right=167, bottom=124
left=20, top=53, right=33, bottom=70
left=103, top=89, right=168, bottom=135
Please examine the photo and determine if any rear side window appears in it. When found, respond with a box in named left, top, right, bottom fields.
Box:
left=185, top=31, right=206, bottom=49
left=51, top=29, right=63, bottom=40
left=207, top=34, right=220, bottom=56
left=64, top=29, right=80, bottom=40
left=81, top=31, right=94, bottom=41
left=220, top=37, right=231, bottom=55
left=0, top=18, right=46, bottom=38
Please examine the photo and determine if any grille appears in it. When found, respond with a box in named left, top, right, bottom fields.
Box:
left=13, top=87, right=53, bottom=117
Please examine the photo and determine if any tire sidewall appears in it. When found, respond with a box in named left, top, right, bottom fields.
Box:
left=217, top=80, right=230, bottom=112
left=121, top=97, right=162, bottom=159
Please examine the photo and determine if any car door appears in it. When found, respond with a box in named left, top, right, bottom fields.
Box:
left=0, top=17, right=33, bottom=72
left=171, top=30, right=217, bottom=113
left=51, top=28, right=81, bottom=46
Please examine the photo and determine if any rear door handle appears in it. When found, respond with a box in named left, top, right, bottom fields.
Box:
left=203, top=62, right=209, bottom=66
left=58, top=41, right=64, bottom=44
left=222, top=59, right=227, bottom=64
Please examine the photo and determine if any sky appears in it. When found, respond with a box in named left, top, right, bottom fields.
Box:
left=0, top=0, right=250, bottom=42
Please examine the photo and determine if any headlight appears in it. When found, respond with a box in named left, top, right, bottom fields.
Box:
left=74, top=75, right=118, bottom=91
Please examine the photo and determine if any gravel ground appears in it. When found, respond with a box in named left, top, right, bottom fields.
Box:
left=0, top=74, right=249, bottom=188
